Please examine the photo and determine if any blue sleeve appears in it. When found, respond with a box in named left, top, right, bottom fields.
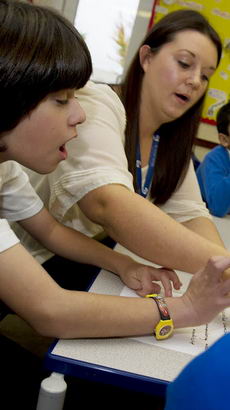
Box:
left=164, top=333, right=230, bottom=410
left=197, top=149, right=230, bottom=217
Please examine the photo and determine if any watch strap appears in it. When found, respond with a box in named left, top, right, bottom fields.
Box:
left=147, top=294, right=171, bottom=321
left=145, top=293, right=174, bottom=340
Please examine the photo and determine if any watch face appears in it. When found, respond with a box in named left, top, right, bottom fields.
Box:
left=159, top=325, right=172, bottom=337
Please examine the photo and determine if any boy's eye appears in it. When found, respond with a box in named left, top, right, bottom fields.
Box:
left=56, top=99, right=68, bottom=105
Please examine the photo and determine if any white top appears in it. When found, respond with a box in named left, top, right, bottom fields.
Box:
left=13, top=81, right=211, bottom=263
left=0, top=161, right=43, bottom=253
left=143, top=160, right=211, bottom=222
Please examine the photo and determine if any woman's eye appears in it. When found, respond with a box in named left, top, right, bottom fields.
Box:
left=178, top=61, right=190, bottom=68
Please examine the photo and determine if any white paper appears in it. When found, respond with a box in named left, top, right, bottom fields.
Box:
left=120, top=286, right=230, bottom=356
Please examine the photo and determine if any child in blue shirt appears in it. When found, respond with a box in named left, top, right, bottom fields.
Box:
left=196, top=102, right=230, bottom=217
left=164, top=333, right=230, bottom=410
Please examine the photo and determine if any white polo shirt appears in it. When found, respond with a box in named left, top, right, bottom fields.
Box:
left=0, top=161, right=43, bottom=253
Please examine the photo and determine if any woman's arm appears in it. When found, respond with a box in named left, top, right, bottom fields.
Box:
left=78, top=184, right=230, bottom=276
left=1, top=243, right=230, bottom=338
left=182, top=217, right=225, bottom=247
left=160, top=160, right=225, bottom=247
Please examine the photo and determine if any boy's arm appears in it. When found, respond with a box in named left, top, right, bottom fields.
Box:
left=1, top=242, right=230, bottom=338
left=200, top=154, right=230, bottom=217
left=18, top=207, right=181, bottom=296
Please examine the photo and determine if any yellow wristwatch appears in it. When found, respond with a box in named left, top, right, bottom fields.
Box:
left=145, top=294, right=174, bottom=340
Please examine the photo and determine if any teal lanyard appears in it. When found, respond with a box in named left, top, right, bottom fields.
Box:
left=136, top=134, right=160, bottom=198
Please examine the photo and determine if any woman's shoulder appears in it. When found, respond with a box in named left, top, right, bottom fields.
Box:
left=76, top=80, right=125, bottom=117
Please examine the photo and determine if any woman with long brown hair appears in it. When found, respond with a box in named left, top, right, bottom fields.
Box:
left=20, top=9, right=230, bottom=281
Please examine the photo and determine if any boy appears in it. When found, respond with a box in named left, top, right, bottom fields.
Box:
left=197, top=102, right=230, bottom=217
left=0, top=0, right=230, bottom=341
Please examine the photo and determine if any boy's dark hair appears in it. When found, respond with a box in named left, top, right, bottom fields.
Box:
left=0, top=0, right=92, bottom=136
left=216, top=102, right=230, bottom=135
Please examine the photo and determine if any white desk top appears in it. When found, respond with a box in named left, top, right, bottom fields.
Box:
left=51, top=215, right=230, bottom=383
left=213, top=215, right=230, bottom=250
left=52, top=269, right=193, bottom=383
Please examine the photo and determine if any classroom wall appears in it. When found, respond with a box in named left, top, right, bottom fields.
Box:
left=31, top=0, right=78, bottom=22
left=195, top=122, right=219, bottom=161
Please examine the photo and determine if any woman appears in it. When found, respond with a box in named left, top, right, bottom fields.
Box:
left=19, top=9, right=230, bottom=279
left=120, top=8, right=224, bottom=244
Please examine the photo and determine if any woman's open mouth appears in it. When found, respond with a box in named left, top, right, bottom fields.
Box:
left=175, top=93, right=190, bottom=104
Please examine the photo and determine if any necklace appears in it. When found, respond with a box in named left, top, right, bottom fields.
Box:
left=136, top=133, right=160, bottom=198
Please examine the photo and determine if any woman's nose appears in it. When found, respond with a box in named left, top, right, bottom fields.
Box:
left=185, top=70, right=201, bottom=89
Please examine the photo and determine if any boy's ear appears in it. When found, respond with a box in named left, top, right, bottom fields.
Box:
left=219, top=133, right=230, bottom=148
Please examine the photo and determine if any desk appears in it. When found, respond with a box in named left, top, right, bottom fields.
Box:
left=44, top=266, right=191, bottom=394
left=37, top=215, right=230, bottom=409
left=212, top=215, right=230, bottom=250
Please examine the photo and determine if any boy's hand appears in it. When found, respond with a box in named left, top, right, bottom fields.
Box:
left=118, top=260, right=182, bottom=297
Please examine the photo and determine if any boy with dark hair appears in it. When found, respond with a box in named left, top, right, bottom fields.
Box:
left=1, top=0, right=230, bottom=342
left=197, top=102, right=230, bottom=217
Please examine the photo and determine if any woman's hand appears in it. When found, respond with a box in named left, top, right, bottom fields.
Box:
left=179, top=256, right=230, bottom=327
left=118, top=259, right=182, bottom=297
left=222, top=266, right=230, bottom=280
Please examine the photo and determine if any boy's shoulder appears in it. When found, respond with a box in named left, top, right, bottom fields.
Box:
left=205, top=144, right=228, bottom=159
left=198, top=145, right=230, bottom=171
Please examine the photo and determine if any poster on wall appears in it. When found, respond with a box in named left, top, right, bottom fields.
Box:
left=151, top=0, right=230, bottom=124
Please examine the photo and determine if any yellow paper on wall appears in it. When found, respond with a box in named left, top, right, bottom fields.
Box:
left=152, top=0, right=230, bottom=124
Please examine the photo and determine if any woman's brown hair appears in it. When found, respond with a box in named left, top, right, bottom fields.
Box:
left=121, top=9, right=222, bottom=205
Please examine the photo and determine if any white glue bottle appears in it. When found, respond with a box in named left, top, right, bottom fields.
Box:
left=36, top=372, right=67, bottom=410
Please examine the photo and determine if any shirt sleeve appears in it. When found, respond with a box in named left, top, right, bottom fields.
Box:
left=158, top=160, right=212, bottom=222
left=0, top=161, right=43, bottom=221
left=197, top=147, right=230, bottom=217
left=0, top=219, right=19, bottom=252
left=46, top=81, right=134, bottom=220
